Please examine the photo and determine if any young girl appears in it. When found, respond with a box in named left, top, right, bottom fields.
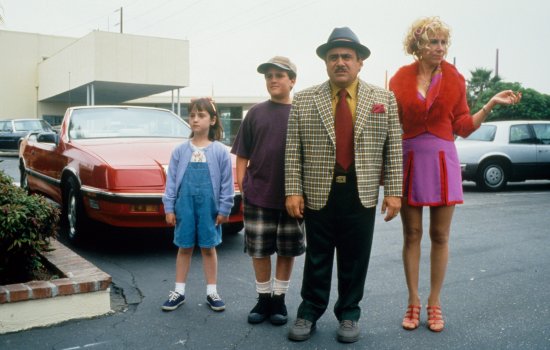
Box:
left=161, top=97, right=234, bottom=312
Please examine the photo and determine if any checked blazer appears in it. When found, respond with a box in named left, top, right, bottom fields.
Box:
left=285, top=79, right=403, bottom=210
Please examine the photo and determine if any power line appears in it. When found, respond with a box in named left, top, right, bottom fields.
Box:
left=54, top=3, right=117, bottom=35
left=181, top=0, right=272, bottom=38
left=190, top=0, right=320, bottom=48
left=123, top=0, right=180, bottom=24
left=131, top=0, right=204, bottom=34
left=52, top=0, right=162, bottom=36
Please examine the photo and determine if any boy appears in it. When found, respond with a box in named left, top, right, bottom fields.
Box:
left=231, top=56, right=304, bottom=325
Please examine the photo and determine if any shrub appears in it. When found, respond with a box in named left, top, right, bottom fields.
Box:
left=0, top=170, right=60, bottom=284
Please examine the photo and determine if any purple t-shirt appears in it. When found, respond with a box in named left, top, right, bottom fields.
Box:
left=231, top=100, right=291, bottom=210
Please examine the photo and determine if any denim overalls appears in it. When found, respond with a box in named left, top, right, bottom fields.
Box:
left=174, top=161, right=222, bottom=248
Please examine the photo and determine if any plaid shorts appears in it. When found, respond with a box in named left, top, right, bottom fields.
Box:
left=244, top=200, right=305, bottom=258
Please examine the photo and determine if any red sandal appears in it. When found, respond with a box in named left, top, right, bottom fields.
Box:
left=427, top=305, right=445, bottom=332
left=402, top=305, right=421, bottom=330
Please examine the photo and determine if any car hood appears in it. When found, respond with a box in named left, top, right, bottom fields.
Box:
left=74, top=138, right=183, bottom=166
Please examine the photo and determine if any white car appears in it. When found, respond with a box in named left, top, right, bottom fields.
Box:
left=456, top=120, right=550, bottom=191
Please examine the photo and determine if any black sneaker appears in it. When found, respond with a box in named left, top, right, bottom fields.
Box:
left=161, top=291, right=185, bottom=311
left=269, top=293, right=288, bottom=325
left=248, top=293, right=271, bottom=324
left=206, top=293, right=226, bottom=311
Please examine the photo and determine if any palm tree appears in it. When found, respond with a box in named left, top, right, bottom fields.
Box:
left=467, top=68, right=500, bottom=109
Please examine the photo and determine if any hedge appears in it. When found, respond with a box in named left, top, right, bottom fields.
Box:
left=0, top=170, right=60, bottom=284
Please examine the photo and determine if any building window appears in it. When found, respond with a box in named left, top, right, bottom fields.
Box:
left=219, top=107, right=242, bottom=146
left=43, top=115, right=64, bottom=126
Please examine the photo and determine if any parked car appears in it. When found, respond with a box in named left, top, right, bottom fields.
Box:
left=0, top=119, right=53, bottom=152
left=456, top=120, right=550, bottom=191
left=19, top=106, right=243, bottom=242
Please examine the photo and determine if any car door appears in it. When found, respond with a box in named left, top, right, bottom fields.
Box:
left=0, top=121, right=15, bottom=150
left=25, top=131, right=67, bottom=202
left=0, top=121, right=8, bottom=149
left=507, top=124, right=538, bottom=179
left=531, top=123, right=550, bottom=178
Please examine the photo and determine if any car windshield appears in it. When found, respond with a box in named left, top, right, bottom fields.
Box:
left=14, top=120, right=50, bottom=132
left=463, top=125, right=497, bottom=141
left=68, top=107, right=191, bottom=139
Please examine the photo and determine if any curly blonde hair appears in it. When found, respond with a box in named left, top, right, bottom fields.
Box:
left=403, top=16, right=451, bottom=60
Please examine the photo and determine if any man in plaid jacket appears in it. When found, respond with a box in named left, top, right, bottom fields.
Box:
left=285, top=27, right=403, bottom=343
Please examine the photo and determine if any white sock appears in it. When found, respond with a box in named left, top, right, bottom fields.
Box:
left=273, top=278, right=290, bottom=296
left=206, top=284, right=217, bottom=296
left=175, top=282, right=185, bottom=295
left=256, top=279, right=272, bottom=294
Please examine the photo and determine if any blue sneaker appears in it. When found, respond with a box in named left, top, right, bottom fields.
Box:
left=206, top=293, right=225, bottom=311
left=162, top=291, right=185, bottom=311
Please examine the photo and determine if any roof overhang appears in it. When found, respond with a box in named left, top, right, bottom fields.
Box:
left=38, top=31, right=189, bottom=105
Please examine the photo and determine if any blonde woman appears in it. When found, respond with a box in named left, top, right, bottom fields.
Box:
left=389, top=17, right=521, bottom=332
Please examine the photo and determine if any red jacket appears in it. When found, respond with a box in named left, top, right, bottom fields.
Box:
left=389, top=60, right=477, bottom=141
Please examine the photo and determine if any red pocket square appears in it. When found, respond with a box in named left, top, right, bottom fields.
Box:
left=372, top=104, right=385, bottom=113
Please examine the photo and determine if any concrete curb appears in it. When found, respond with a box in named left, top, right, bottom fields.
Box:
left=0, top=239, right=112, bottom=334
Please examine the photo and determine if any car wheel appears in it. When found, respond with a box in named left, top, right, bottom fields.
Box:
left=63, top=177, right=89, bottom=243
left=476, top=160, right=508, bottom=191
left=222, top=222, right=244, bottom=235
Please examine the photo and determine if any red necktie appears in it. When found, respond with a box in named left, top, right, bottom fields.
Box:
left=335, top=89, right=354, bottom=171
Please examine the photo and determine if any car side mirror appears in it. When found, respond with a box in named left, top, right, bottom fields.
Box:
left=37, top=132, right=59, bottom=145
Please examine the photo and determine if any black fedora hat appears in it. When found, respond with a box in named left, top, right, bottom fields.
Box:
left=316, top=27, right=371, bottom=60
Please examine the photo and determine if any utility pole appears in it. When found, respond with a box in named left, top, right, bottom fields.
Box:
left=495, top=48, right=499, bottom=78
left=115, top=7, right=123, bottom=33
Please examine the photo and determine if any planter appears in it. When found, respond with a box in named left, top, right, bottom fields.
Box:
left=0, top=239, right=112, bottom=334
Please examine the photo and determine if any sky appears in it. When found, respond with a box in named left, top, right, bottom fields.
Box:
left=1, top=0, right=549, bottom=99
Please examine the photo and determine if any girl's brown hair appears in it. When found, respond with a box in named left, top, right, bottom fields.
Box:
left=188, top=97, right=223, bottom=141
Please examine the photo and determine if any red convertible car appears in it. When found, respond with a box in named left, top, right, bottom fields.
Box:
left=19, top=106, right=243, bottom=242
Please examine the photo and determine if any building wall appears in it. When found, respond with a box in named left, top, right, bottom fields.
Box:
left=38, top=31, right=190, bottom=101
left=37, top=33, right=96, bottom=102
left=0, top=29, right=258, bottom=137
left=94, top=31, right=189, bottom=87
left=0, top=30, right=75, bottom=119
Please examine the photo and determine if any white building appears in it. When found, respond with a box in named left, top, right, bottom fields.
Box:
left=0, top=30, right=262, bottom=143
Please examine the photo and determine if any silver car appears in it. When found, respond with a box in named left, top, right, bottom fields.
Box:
left=456, top=120, right=550, bottom=191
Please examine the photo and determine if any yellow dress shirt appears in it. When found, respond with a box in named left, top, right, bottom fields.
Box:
left=330, top=78, right=359, bottom=124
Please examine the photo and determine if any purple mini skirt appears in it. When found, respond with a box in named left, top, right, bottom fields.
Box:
left=402, top=133, right=464, bottom=207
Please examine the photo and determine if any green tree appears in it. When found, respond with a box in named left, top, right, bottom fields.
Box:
left=467, top=68, right=501, bottom=109
left=473, top=81, right=550, bottom=121
left=467, top=67, right=550, bottom=121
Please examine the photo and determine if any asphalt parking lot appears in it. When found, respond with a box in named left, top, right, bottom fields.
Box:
left=1, top=155, right=550, bottom=349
